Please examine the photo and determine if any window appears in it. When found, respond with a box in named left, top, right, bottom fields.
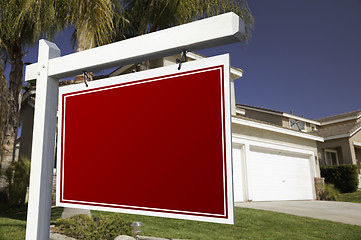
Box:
left=325, top=149, right=338, bottom=165
left=290, top=119, right=306, bottom=131
left=310, top=124, right=317, bottom=131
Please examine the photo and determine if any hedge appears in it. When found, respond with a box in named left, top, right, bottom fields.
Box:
left=320, top=164, right=359, bottom=193
left=55, top=214, right=133, bottom=240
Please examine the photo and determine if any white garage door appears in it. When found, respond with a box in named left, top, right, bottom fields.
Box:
left=249, top=147, right=314, bottom=201
left=232, top=145, right=244, bottom=202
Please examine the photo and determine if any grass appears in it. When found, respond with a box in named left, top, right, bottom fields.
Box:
left=1, top=204, right=361, bottom=240
left=0, top=204, right=27, bottom=240
left=338, top=189, right=361, bottom=203
left=91, top=207, right=361, bottom=240
left=0, top=204, right=64, bottom=240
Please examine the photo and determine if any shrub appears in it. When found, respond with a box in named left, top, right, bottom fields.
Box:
left=320, top=164, right=359, bottom=193
left=318, top=183, right=340, bottom=201
left=55, top=214, right=133, bottom=240
left=0, top=157, right=31, bottom=205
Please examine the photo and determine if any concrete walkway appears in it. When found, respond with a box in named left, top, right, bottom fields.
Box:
left=235, top=201, right=361, bottom=226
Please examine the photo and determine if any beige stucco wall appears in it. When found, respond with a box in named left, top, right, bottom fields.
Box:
left=317, top=137, right=358, bottom=166
left=351, top=130, right=361, bottom=143
left=243, top=110, right=285, bottom=127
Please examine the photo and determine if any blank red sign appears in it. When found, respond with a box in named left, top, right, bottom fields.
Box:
left=57, top=54, right=234, bottom=224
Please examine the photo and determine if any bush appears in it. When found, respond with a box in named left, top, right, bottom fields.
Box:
left=0, top=157, right=31, bottom=205
left=320, top=164, right=359, bottom=193
left=55, top=214, right=133, bottom=240
left=318, top=183, right=340, bottom=201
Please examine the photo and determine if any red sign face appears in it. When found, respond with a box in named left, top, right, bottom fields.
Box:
left=57, top=54, right=233, bottom=224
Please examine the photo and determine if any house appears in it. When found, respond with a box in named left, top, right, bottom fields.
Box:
left=235, top=104, right=361, bottom=189
left=16, top=52, right=325, bottom=203
left=314, top=110, right=361, bottom=171
left=232, top=104, right=323, bottom=201
left=107, top=53, right=324, bottom=202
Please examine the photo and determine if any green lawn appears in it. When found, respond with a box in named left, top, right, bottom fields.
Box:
left=1, top=204, right=361, bottom=240
left=0, top=204, right=64, bottom=240
left=92, top=207, right=361, bottom=240
left=338, top=189, right=361, bottom=203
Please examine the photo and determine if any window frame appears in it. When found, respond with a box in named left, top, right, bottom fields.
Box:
left=289, top=118, right=306, bottom=132
left=324, top=149, right=339, bottom=166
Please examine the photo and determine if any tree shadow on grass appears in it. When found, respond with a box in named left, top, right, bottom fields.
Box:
left=0, top=204, right=27, bottom=221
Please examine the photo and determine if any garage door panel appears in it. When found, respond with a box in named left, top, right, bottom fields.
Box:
left=249, top=148, right=313, bottom=201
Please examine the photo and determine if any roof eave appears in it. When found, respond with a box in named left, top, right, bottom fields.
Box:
left=232, top=116, right=324, bottom=142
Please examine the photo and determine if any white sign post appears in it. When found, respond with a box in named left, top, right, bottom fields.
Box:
left=25, top=12, right=245, bottom=239
left=26, top=40, right=60, bottom=239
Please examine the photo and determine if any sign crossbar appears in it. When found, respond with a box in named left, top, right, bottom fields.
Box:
left=25, top=12, right=244, bottom=239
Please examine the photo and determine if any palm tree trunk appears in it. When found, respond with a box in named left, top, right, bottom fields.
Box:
left=1, top=45, right=23, bottom=172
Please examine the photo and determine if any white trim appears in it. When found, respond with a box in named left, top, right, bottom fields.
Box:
left=57, top=55, right=234, bottom=224
left=239, top=105, right=284, bottom=117
left=235, top=108, right=245, bottom=115
left=283, top=113, right=320, bottom=126
left=232, top=117, right=324, bottom=142
left=353, top=141, right=361, bottom=147
left=233, top=134, right=318, bottom=156
left=324, top=149, right=339, bottom=166
left=320, top=115, right=361, bottom=126
left=351, top=125, right=361, bottom=137
left=237, top=105, right=320, bottom=126
left=187, top=52, right=205, bottom=60
left=187, top=52, right=243, bottom=78
left=230, top=68, right=243, bottom=78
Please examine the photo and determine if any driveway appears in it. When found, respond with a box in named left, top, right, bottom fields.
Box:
left=235, top=201, right=361, bottom=226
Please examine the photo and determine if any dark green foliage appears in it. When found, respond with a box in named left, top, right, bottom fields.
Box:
left=321, top=165, right=359, bottom=193
left=0, top=157, right=31, bottom=205
left=55, top=214, right=133, bottom=240
left=318, top=183, right=340, bottom=201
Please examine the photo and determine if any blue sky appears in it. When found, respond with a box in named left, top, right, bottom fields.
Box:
left=199, top=0, right=361, bottom=119
left=21, top=0, right=361, bottom=120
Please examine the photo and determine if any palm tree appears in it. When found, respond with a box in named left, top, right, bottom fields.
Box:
left=115, top=0, right=254, bottom=69
left=0, top=66, right=7, bottom=162
left=119, top=0, right=253, bottom=40
left=0, top=0, right=116, bottom=169
left=0, top=0, right=253, bottom=202
left=0, top=0, right=57, bottom=178
left=60, top=0, right=116, bottom=51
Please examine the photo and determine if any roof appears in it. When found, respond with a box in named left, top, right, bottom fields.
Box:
left=236, top=104, right=320, bottom=126
left=232, top=115, right=324, bottom=142
left=316, top=110, right=361, bottom=125
left=237, top=104, right=284, bottom=115
left=313, top=121, right=361, bottom=140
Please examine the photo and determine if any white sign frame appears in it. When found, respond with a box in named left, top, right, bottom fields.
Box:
left=25, top=12, right=244, bottom=239
left=56, top=54, right=234, bottom=224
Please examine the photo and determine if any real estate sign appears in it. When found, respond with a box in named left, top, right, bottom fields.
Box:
left=56, top=54, right=234, bottom=224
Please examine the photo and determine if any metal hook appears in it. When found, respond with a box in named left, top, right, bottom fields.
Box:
left=83, top=71, right=89, bottom=87
left=177, top=50, right=187, bottom=70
